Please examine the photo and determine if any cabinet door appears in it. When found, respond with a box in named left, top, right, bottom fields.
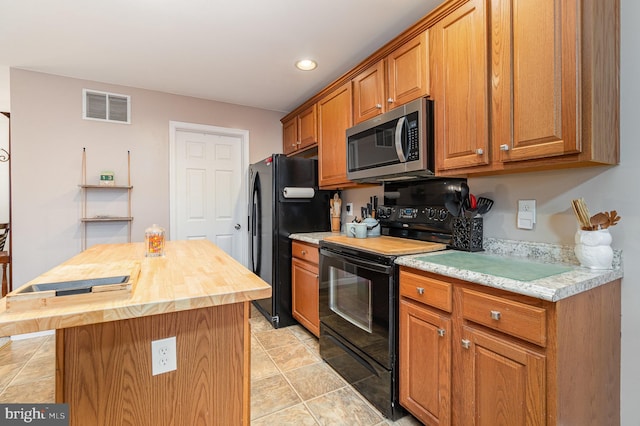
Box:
left=297, top=104, right=318, bottom=150
left=318, top=82, right=353, bottom=188
left=431, top=0, right=489, bottom=171
left=460, top=325, right=546, bottom=426
left=399, top=299, right=451, bottom=426
left=292, top=257, right=320, bottom=337
left=283, top=116, right=298, bottom=155
left=388, top=31, right=429, bottom=110
left=491, top=0, right=579, bottom=162
left=353, top=60, right=386, bottom=124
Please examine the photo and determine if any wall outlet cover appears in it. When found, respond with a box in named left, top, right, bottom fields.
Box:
left=517, top=199, right=536, bottom=230
left=152, top=336, right=177, bottom=376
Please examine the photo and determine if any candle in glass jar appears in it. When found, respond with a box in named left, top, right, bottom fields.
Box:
left=145, top=224, right=165, bottom=257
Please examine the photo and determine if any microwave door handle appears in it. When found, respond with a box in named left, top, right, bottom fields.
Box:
left=394, top=117, right=408, bottom=162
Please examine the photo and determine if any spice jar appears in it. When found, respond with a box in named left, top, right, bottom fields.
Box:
left=145, top=224, right=165, bottom=257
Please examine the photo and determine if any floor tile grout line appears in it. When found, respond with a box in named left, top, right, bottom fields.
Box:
left=0, top=337, right=49, bottom=398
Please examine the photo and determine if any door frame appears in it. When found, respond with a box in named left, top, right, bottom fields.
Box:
left=169, top=120, right=249, bottom=267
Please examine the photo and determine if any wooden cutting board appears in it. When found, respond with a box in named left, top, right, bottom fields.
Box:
left=5, top=260, right=141, bottom=312
left=324, top=235, right=447, bottom=256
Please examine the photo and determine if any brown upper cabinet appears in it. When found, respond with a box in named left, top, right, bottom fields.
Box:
left=282, top=104, right=317, bottom=155
left=318, top=82, right=354, bottom=189
left=281, top=0, right=619, bottom=181
left=432, top=0, right=620, bottom=176
left=431, top=0, right=489, bottom=171
left=353, top=31, right=430, bottom=125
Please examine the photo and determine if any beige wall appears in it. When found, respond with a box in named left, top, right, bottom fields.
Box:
left=10, top=69, right=282, bottom=287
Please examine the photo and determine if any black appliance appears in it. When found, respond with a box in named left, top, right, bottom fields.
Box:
left=249, top=154, right=331, bottom=328
left=319, top=178, right=465, bottom=420
left=346, top=97, right=434, bottom=183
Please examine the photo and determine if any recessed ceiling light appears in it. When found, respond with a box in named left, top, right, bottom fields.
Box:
left=295, top=59, right=317, bottom=71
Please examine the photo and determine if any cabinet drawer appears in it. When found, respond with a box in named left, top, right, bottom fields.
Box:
left=399, top=269, right=452, bottom=313
left=461, top=288, right=547, bottom=347
left=292, top=241, right=319, bottom=264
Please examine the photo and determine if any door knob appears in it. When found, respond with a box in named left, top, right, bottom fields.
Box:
left=235, top=224, right=241, bottom=230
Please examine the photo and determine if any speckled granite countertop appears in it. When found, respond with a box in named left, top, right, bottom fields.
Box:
left=290, top=233, right=624, bottom=302
left=290, top=231, right=340, bottom=245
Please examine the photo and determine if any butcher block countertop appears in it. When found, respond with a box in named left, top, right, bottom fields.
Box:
left=0, top=240, right=271, bottom=336
left=323, top=235, right=447, bottom=255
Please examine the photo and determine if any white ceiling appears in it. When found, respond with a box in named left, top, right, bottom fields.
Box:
left=0, top=0, right=441, bottom=113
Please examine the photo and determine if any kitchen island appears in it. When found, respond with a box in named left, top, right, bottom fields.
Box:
left=0, top=240, right=271, bottom=426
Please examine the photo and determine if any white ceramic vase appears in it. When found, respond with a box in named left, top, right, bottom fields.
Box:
left=574, top=229, right=614, bottom=270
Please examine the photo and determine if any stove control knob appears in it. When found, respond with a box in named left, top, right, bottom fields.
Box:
left=427, top=208, right=436, bottom=219
left=439, top=209, right=449, bottom=220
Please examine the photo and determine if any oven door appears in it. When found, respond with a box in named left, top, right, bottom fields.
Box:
left=319, top=246, right=395, bottom=369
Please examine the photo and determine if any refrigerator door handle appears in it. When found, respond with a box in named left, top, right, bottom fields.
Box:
left=250, top=172, right=262, bottom=275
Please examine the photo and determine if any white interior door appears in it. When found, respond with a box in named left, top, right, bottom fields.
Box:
left=170, top=122, right=248, bottom=266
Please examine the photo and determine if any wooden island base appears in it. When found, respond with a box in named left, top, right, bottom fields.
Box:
left=56, top=302, right=250, bottom=425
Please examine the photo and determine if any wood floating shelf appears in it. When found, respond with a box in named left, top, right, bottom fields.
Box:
left=81, top=217, right=133, bottom=222
left=79, top=184, right=133, bottom=189
left=80, top=148, right=133, bottom=250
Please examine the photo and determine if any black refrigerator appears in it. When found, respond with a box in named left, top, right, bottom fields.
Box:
left=249, top=154, right=331, bottom=328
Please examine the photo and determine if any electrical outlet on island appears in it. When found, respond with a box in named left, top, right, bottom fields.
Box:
left=151, top=336, right=177, bottom=375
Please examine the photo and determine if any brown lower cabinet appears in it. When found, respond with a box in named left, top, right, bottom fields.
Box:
left=291, top=241, right=320, bottom=337
left=399, top=266, right=621, bottom=426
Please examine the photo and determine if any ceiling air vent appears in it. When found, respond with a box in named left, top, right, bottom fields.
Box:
left=82, top=89, right=131, bottom=124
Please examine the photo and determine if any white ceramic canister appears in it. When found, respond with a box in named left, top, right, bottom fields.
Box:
left=574, top=228, right=613, bottom=270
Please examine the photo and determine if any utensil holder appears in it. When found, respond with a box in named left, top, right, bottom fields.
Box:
left=331, top=216, right=341, bottom=232
left=450, top=217, right=483, bottom=252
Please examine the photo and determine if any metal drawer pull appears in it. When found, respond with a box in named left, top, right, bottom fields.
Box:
left=301, top=250, right=306, bottom=255
left=475, top=148, right=484, bottom=155
left=437, top=328, right=446, bottom=337
left=499, top=144, right=510, bottom=151
left=490, top=310, right=501, bottom=320
left=416, top=287, right=425, bottom=295
left=461, top=339, right=471, bottom=349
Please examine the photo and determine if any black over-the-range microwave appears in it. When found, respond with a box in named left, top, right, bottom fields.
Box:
left=346, top=97, right=434, bottom=183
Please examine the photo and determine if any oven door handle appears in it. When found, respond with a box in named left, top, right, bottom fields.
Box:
left=320, top=248, right=393, bottom=274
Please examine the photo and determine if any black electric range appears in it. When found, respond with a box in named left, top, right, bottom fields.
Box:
left=318, top=178, right=465, bottom=420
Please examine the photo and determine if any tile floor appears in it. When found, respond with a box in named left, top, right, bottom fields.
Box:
left=0, top=307, right=421, bottom=425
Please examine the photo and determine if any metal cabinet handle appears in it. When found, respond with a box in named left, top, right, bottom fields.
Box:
left=376, top=103, right=382, bottom=109
left=416, top=287, right=425, bottom=295
left=499, top=144, right=510, bottom=151
left=437, top=328, right=446, bottom=337
left=476, top=148, right=484, bottom=155
left=490, top=310, right=501, bottom=320
left=461, top=339, right=471, bottom=349
left=297, top=141, right=301, bottom=145
left=387, top=97, right=394, bottom=103
left=301, top=250, right=306, bottom=255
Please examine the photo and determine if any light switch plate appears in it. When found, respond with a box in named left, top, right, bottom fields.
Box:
left=517, top=199, right=536, bottom=230
left=346, top=203, right=353, bottom=216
